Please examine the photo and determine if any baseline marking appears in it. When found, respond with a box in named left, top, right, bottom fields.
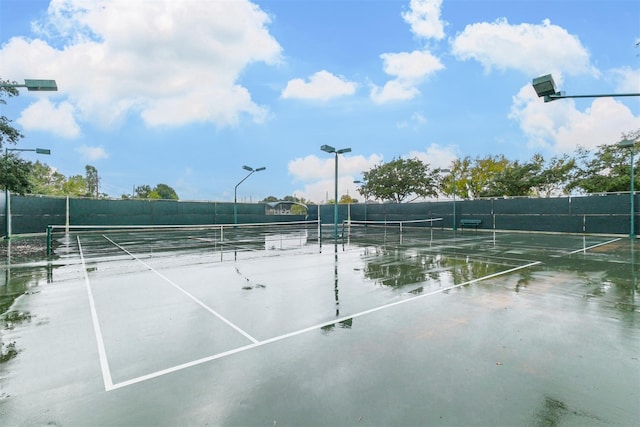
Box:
left=102, top=235, right=259, bottom=345
left=107, top=259, right=541, bottom=391
left=78, top=236, right=114, bottom=390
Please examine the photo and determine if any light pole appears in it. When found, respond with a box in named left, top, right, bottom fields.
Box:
left=321, top=145, right=351, bottom=239
left=4, top=148, right=51, bottom=239
left=234, top=165, right=265, bottom=225
left=532, top=74, right=640, bottom=102
left=1, top=78, right=57, bottom=239
left=441, top=168, right=456, bottom=234
left=531, top=74, right=639, bottom=237
left=619, top=140, right=636, bottom=238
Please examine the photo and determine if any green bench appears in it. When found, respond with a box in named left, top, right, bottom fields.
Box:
left=459, top=219, right=482, bottom=232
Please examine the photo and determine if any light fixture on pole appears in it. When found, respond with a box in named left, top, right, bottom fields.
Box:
left=532, top=74, right=640, bottom=102
left=321, top=145, right=351, bottom=239
left=234, top=165, right=265, bottom=225
left=0, top=79, right=58, bottom=91
left=619, top=140, right=636, bottom=238
left=4, top=147, right=51, bottom=239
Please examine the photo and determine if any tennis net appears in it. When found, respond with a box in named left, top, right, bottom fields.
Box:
left=47, top=220, right=320, bottom=256
left=341, top=217, right=444, bottom=239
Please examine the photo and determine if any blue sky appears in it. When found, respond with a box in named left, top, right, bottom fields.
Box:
left=1, top=0, right=638, bottom=203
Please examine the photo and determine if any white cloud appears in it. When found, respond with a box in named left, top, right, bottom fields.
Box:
left=405, top=143, right=457, bottom=168
left=611, top=67, right=640, bottom=93
left=451, top=18, right=598, bottom=78
left=370, top=50, right=444, bottom=103
left=289, top=153, right=383, bottom=203
left=509, top=84, right=640, bottom=153
left=17, top=99, right=81, bottom=138
left=2, top=0, right=282, bottom=130
left=281, top=70, right=357, bottom=101
left=76, top=145, right=109, bottom=161
left=397, top=112, right=428, bottom=129
left=402, top=0, right=446, bottom=41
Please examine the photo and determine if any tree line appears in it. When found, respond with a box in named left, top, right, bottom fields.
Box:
left=357, top=130, right=638, bottom=203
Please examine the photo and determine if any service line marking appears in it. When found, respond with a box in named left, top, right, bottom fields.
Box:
left=102, top=235, right=259, bottom=345
left=105, top=259, right=542, bottom=391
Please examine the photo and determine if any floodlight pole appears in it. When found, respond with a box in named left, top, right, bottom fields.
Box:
left=233, top=165, right=265, bottom=225
left=321, top=145, right=351, bottom=239
left=533, top=74, right=639, bottom=238
left=532, top=74, right=640, bottom=103
left=4, top=148, right=51, bottom=239
left=619, top=140, right=636, bottom=238
left=1, top=78, right=57, bottom=239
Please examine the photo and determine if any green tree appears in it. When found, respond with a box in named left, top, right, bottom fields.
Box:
left=63, top=175, right=87, bottom=196
left=0, top=79, right=23, bottom=150
left=1, top=79, right=35, bottom=195
left=155, top=183, right=179, bottom=200
left=441, top=155, right=508, bottom=199
left=134, top=184, right=152, bottom=198
left=568, top=141, right=639, bottom=193
left=1, top=154, right=33, bottom=195
left=359, top=158, right=441, bottom=203
left=535, top=154, right=576, bottom=197
left=483, top=157, right=543, bottom=197
left=85, top=165, right=99, bottom=197
left=134, top=183, right=179, bottom=200
left=339, top=194, right=358, bottom=204
left=29, top=161, right=67, bottom=195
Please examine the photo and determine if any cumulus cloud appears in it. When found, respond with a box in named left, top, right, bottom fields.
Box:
left=2, top=0, right=282, bottom=131
left=405, top=143, right=458, bottom=168
left=281, top=70, right=357, bottom=101
left=509, top=84, right=640, bottom=152
left=17, top=99, right=81, bottom=138
left=451, top=18, right=598, bottom=78
left=76, top=145, right=109, bottom=161
left=611, top=67, right=640, bottom=93
left=401, top=0, right=446, bottom=41
left=289, top=153, right=383, bottom=202
left=370, top=50, right=444, bottom=103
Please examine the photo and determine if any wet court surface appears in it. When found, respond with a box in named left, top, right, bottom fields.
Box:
left=0, top=229, right=638, bottom=426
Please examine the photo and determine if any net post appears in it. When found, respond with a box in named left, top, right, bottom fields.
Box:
left=46, top=225, right=52, bottom=256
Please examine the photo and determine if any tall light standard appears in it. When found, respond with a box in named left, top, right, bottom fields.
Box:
left=619, top=140, right=636, bottom=238
left=531, top=74, right=639, bottom=237
left=441, top=168, right=456, bottom=234
left=532, top=74, right=640, bottom=102
left=4, top=148, right=51, bottom=239
left=1, top=78, right=57, bottom=239
left=234, top=165, right=265, bottom=225
left=321, top=145, right=351, bottom=239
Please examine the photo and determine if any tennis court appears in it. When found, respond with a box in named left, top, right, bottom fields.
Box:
left=0, top=221, right=638, bottom=426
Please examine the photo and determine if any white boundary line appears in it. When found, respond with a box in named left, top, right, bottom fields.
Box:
left=106, top=259, right=541, bottom=391
left=102, top=235, right=259, bottom=345
left=566, top=237, right=622, bottom=255
left=78, top=236, right=114, bottom=390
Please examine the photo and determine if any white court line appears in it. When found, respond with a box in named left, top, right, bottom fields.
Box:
left=566, top=237, right=622, bottom=255
left=106, top=259, right=541, bottom=391
left=102, top=235, right=259, bottom=345
left=77, top=236, right=114, bottom=391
